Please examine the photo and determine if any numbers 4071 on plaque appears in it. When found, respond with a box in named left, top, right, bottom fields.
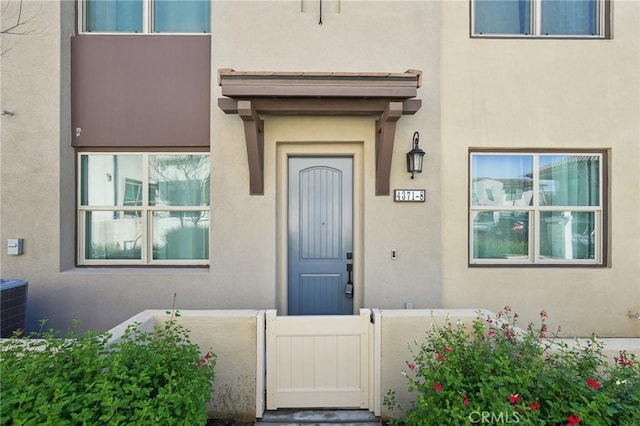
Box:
left=394, top=189, right=426, bottom=202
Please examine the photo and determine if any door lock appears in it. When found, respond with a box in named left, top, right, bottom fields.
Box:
left=345, top=263, right=353, bottom=298
left=345, top=282, right=353, bottom=298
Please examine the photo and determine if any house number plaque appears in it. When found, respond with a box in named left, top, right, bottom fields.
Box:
left=394, top=189, right=426, bottom=202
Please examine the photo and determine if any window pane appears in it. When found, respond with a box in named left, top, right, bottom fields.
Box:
left=154, top=0, right=211, bottom=33
left=472, top=211, right=529, bottom=259
left=81, top=155, right=143, bottom=206
left=86, top=0, right=143, bottom=32
left=152, top=211, right=209, bottom=260
left=540, top=211, right=595, bottom=259
left=541, top=0, right=597, bottom=36
left=472, top=155, right=534, bottom=206
left=149, top=155, right=210, bottom=206
left=123, top=178, right=143, bottom=207
left=539, top=155, right=599, bottom=206
left=85, top=211, right=142, bottom=259
left=474, top=0, right=531, bottom=35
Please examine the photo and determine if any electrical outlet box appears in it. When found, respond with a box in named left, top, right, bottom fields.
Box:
left=7, top=238, right=23, bottom=255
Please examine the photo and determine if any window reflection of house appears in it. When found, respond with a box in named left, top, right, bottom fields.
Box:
left=470, top=153, right=602, bottom=264
left=79, top=153, right=210, bottom=265
left=473, top=178, right=534, bottom=207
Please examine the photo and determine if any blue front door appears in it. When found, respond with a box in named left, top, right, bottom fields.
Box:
left=288, top=157, right=353, bottom=315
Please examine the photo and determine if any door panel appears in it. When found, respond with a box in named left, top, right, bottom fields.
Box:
left=288, top=157, right=353, bottom=315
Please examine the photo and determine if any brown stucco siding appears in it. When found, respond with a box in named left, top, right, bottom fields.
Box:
left=71, top=35, right=211, bottom=148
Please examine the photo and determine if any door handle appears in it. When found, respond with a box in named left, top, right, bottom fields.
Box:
left=345, top=263, right=353, bottom=298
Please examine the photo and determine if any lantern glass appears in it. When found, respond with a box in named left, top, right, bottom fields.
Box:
left=407, top=148, right=425, bottom=177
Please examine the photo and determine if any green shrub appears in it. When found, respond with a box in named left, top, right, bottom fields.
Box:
left=0, top=312, right=216, bottom=425
left=387, top=307, right=640, bottom=425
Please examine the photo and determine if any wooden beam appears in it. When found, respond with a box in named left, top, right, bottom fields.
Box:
left=219, top=71, right=422, bottom=99
left=375, top=102, right=403, bottom=196
left=218, top=98, right=421, bottom=116
left=238, top=100, right=264, bottom=195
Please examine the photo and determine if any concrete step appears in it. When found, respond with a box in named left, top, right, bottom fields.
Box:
left=255, top=410, right=381, bottom=425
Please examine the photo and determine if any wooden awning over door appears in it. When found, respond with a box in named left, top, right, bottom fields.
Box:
left=217, top=69, right=423, bottom=195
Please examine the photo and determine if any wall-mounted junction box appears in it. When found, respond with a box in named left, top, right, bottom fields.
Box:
left=7, top=238, right=24, bottom=255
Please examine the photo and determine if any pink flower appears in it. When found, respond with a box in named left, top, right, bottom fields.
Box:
left=437, top=353, right=445, bottom=361
left=434, top=382, right=443, bottom=391
left=462, top=395, right=469, bottom=406
left=540, top=310, right=548, bottom=318
left=529, top=401, right=540, bottom=411
left=407, top=362, right=416, bottom=371
left=568, top=414, right=580, bottom=424
left=444, top=346, right=452, bottom=353
left=197, top=352, right=214, bottom=368
left=509, top=393, right=520, bottom=404
left=488, top=330, right=496, bottom=337
left=586, top=378, right=600, bottom=390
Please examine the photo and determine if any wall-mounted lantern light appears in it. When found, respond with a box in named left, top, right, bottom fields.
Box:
left=406, top=131, right=425, bottom=179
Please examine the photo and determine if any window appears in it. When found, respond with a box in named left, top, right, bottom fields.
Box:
left=470, top=152, right=605, bottom=265
left=78, top=153, right=210, bottom=265
left=81, top=0, right=211, bottom=33
left=472, top=0, right=609, bottom=37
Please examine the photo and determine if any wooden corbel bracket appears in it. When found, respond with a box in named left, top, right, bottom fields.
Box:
left=237, top=100, right=264, bottom=195
left=375, top=102, right=403, bottom=196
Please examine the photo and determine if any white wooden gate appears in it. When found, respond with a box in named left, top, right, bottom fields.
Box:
left=265, top=309, right=375, bottom=411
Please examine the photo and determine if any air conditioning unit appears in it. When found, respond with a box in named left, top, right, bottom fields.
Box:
left=1, top=279, right=28, bottom=338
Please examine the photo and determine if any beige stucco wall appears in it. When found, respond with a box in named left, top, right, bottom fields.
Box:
left=107, top=310, right=260, bottom=422
left=377, top=309, right=640, bottom=420
left=154, top=311, right=260, bottom=421
left=439, top=1, right=640, bottom=337
left=0, top=0, right=637, bottom=339
left=0, top=1, right=442, bottom=332
left=103, top=308, right=640, bottom=421
left=378, top=309, right=484, bottom=419
left=211, top=0, right=443, bottom=315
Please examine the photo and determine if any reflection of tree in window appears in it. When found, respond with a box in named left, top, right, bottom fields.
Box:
left=149, top=155, right=210, bottom=241
left=123, top=178, right=142, bottom=217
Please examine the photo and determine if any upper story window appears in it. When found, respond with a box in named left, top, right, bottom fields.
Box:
left=78, top=153, right=210, bottom=266
left=472, top=0, right=609, bottom=38
left=470, top=152, right=606, bottom=265
left=81, top=0, right=211, bottom=33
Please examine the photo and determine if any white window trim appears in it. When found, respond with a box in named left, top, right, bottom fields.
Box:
left=469, top=152, right=604, bottom=266
left=77, top=0, right=212, bottom=35
left=470, top=0, right=608, bottom=39
left=77, top=152, right=210, bottom=266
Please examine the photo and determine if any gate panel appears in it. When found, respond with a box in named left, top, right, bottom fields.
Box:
left=266, top=309, right=371, bottom=410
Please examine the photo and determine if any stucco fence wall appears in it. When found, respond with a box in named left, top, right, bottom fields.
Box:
left=107, top=310, right=261, bottom=422
left=105, top=309, right=640, bottom=422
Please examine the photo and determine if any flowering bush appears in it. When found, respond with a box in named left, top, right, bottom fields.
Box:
left=387, top=307, right=640, bottom=425
left=0, top=311, right=216, bottom=425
